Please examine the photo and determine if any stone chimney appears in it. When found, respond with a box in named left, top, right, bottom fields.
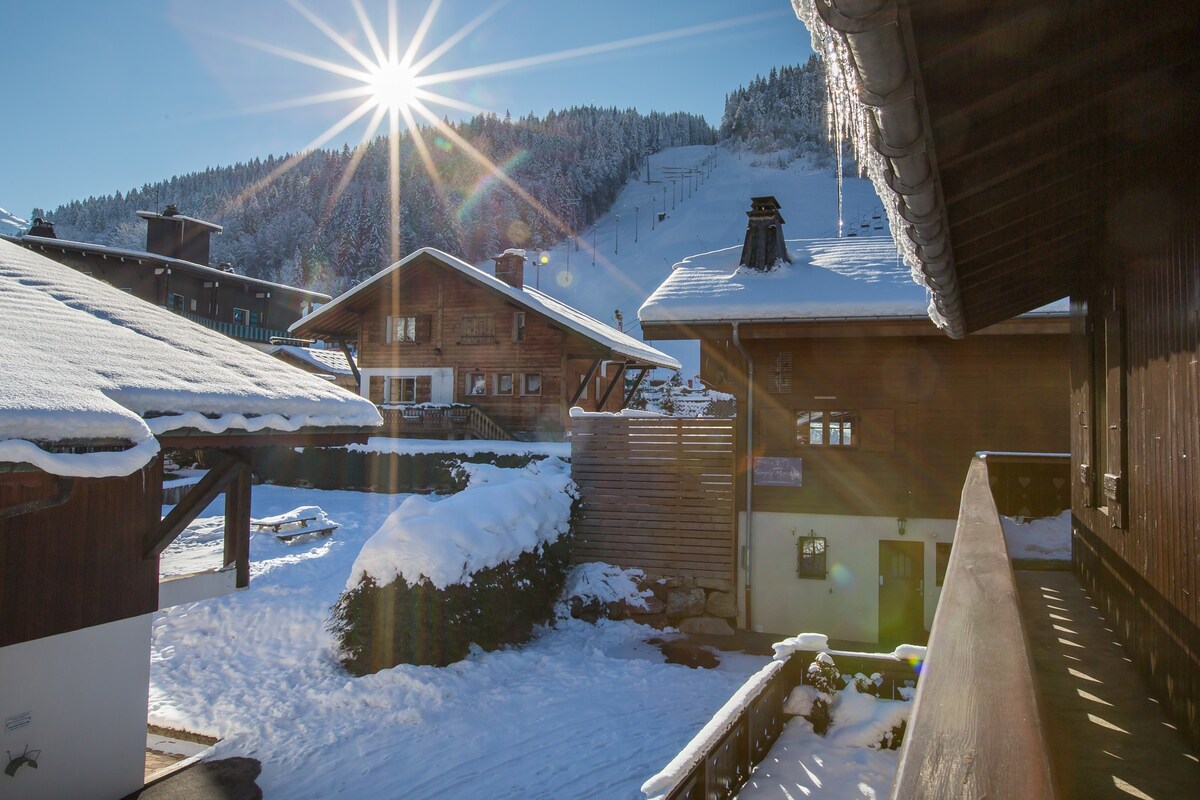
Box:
left=493, top=248, right=526, bottom=289
left=739, top=196, right=790, bottom=271
left=136, top=206, right=222, bottom=266
left=27, top=218, right=56, bottom=238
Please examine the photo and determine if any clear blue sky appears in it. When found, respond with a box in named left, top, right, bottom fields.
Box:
left=2, top=0, right=813, bottom=219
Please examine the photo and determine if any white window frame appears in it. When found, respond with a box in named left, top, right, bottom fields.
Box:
left=232, top=306, right=250, bottom=325
left=466, top=372, right=487, bottom=396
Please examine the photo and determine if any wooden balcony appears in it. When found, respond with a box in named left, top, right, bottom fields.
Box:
left=378, top=404, right=512, bottom=441
left=178, top=310, right=290, bottom=344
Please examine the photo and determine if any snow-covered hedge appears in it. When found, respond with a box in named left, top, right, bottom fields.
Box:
left=329, top=459, right=577, bottom=670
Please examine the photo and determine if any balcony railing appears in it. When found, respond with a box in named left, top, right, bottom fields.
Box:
left=378, top=404, right=513, bottom=441
left=889, top=452, right=1068, bottom=800
left=177, top=310, right=290, bottom=344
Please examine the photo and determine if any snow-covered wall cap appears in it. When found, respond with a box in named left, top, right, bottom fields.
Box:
left=293, top=247, right=681, bottom=370
left=639, top=236, right=1068, bottom=325
left=0, top=239, right=382, bottom=478
left=501, top=248, right=527, bottom=258
left=268, top=344, right=354, bottom=375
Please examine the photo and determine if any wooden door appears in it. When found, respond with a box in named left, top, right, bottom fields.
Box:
left=878, top=540, right=925, bottom=644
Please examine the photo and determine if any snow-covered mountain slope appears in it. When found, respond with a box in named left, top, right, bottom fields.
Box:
left=485, top=144, right=890, bottom=377
left=0, top=206, right=27, bottom=235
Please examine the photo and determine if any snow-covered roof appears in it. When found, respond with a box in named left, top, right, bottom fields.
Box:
left=269, top=344, right=354, bottom=376
left=3, top=233, right=331, bottom=301
left=638, top=236, right=1069, bottom=325
left=292, top=247, right=681, bottom=370
left=135, top=209, right=223, bottom=232
left=0, top=239, right=382, bottom=478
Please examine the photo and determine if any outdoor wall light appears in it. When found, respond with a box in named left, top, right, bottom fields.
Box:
left=4, top=747, right=40, bottom=777
left=897, top=517, right=908, bottom=537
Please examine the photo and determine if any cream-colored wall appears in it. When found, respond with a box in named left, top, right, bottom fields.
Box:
left=0, top=615, right=152, bottom=800
left=737, top=512, right=956, bottom=643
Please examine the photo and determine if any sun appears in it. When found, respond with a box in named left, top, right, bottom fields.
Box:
left=367, top=59, right=419, bottom=113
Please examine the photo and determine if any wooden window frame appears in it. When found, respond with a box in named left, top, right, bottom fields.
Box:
left=389, top=315, right=418, bottom=344
left=796, top=534, right=827, bottom=579
left=513, top=311, right=526, bottom=342
left=795, top=409, right=859, bottom=448
left=521, top=373, right=542, bottom=396
left=387, top=377, right=417, bottom=405
left=466, top=372, right=487, bottom=397
left=494, top=372, right=514, bottom=396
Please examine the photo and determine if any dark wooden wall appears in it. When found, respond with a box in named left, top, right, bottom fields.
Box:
left=702, top=330, right=1069, bottom=519
left=1070, top=217, right=1200, bottom=750
left=0, top=459, right=162, bottom=648
left=358, top=260, right=622, bottom=436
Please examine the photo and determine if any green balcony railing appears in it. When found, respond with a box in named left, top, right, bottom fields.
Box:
left=178, top=310, right=289, bottom=344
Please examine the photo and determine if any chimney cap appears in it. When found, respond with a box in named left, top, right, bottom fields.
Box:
left=739, top=196, right=790, bottom=270
left=27, top=218, right=57, bottom=238
left=498, top=248, right=527, bottom=259
left=135, top=208, right=223, bottom=233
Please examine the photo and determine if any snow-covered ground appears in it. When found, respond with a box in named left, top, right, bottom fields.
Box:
left=151, top=484, right=771, bottom=799
left=483, top=145, right=887, bottom=378
left=1002, top=510, right=1072, bottom=560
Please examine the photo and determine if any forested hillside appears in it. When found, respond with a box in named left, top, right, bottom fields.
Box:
left=39, top=107, right=713, bottom=293
left=719, top=56, right=829, bottom=164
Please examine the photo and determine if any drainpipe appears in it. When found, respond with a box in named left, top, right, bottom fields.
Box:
left=731, top=321, right=754, bottom=630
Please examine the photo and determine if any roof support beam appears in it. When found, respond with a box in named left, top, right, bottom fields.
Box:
left=223, top=458, right=252, bottom=589
left=596, top=361, right=629, bottom=412
left=337, top=338, right=361, bottom=387
left=570, top=359, right=603, bottom=408
left=622, top=368, right=650, bottom=410
left=144, top=452, right=249, bottom=559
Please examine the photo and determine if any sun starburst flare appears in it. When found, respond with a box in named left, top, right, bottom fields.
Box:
left=226, top=0, right=774, bottom=266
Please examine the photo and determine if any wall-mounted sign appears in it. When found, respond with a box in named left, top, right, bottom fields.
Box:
left=5, top=711, right=31, bottom=732
left=753, top=456, right=803, bottom=487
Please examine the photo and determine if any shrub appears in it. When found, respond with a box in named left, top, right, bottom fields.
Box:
left=328, top=534, right=573, bottom=672
left=805, top=653, right=840, bottom=735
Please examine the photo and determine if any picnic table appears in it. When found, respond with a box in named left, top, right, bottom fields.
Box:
left=250, top=507, right=338, bottom=542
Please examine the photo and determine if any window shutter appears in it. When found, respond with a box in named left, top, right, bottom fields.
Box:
left=416, top=376, right=432, bottom=403
left=768, top=352, right=792, bottom=393
left=384, top=316, right=393, bottom=344
left=368, top=376, right=385, bottom=404
left=416, top=314, right=432, bottom=343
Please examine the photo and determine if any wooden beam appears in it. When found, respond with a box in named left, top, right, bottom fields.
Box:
left=622, top=368, right=649, bottom=409
left=224, top=459, right=252, bottom=589
left=0, top=478, right=74, bottom=521
left=144, top=453, right=247, bottom=558
left=156, top=430, right=374, bottom=449
left=596, top=361, right=629, bottom=411
left=337, top=339, right=361, bottom=387
left=570, top=358, right=603, bottom=407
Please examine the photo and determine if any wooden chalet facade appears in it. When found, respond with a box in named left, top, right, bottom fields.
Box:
left=640, top=199, right=1070, bottom=643
left=1, top=206, right=329, bottom=348
left=780, top=0, right=1200, bottom=788
left=291, top=247, right=680, bottom=440
left=0, top=239, right=381, bottom=800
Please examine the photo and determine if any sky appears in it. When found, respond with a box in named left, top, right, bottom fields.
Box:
left=1, top=0, right=814, bottom=220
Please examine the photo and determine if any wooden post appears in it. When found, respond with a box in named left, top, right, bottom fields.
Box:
left=224, top=457, right=252, bottom=588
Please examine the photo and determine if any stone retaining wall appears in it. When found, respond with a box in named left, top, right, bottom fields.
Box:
left=569, top=573, right=739, bottom=636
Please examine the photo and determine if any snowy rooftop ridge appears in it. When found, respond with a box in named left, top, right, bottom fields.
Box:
left=291, top=247, right=681, bottom=371
left=269, top=344, right=354, bottom=375
left=0, top=239, right=382, bottom=478
left=639, top=236, right=1069, bottom=324
left=3, top=233, right=332, bottom=300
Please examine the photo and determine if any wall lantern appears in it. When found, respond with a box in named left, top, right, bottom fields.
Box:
left=897, top=517, right=908, bottom=537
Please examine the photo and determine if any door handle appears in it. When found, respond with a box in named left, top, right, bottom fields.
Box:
left=917, top=580, right=923, bottom=593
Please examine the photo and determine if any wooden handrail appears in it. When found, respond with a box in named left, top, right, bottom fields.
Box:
left=889, top=455, right=1059, bottom=799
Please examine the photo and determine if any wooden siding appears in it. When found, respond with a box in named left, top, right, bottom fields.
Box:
left=0, top=459, right=162, bottom=647
left=1070, top=217, right=1200, bottom=751
left=356, top=258, right=622, bottom=436
left=705, top=332, right=1069, bottom=519
left=570, top=417, right=736, bottom=579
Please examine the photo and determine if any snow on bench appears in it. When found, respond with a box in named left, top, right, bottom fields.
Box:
left=251, top=506, right=338, bottom=542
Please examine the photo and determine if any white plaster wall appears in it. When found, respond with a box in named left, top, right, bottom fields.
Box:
left=738, top=512, right=956, bottom=643
left=0, top=615, right=152, bottom=800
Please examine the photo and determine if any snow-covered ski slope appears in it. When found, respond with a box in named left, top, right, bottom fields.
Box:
left=486, top=145, right=889, bottom=378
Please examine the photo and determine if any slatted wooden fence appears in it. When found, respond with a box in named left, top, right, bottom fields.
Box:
left=570, top=417, right=736, bottom=580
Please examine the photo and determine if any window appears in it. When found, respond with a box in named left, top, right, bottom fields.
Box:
left=935, top=543, right=952, bottom=587
left=513, top=311, right=526, bottom=342
left=796, top=534, right=827, bottom=579
left=168, top=293, right=185, bottom=312
left=796, top=410, right=857, bottom=447
left=391, top=315, right=417, bottom=343
left=190, top=298, right=197, bottom=312
left=249, top=309, right=262, bottom=327
left=387, top=377, right=417, bottom=404
left=233, top=307, right=249, bottom=325
left=522, top=373, right=542, bottom=396
left=769, top=351, right=793, bottom=393
left=466, top=372, right=487, bottom=396
left=495, top=373, right=514, bottom=396
left=461, top=314, right=495, bottom=343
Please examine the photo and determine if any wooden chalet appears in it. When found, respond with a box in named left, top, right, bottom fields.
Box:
left=638, top=197, right=1070, bottom=644
left=1, top=206, right=330, bottom=348
left=781, top=0, right=1200, bottom=794
left=0, top=239, right=381, bottom=800
left=290, top=247, right=680, bottom=440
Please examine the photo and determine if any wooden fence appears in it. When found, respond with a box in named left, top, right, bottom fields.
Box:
left=570, top=417, right=736, bottom=580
